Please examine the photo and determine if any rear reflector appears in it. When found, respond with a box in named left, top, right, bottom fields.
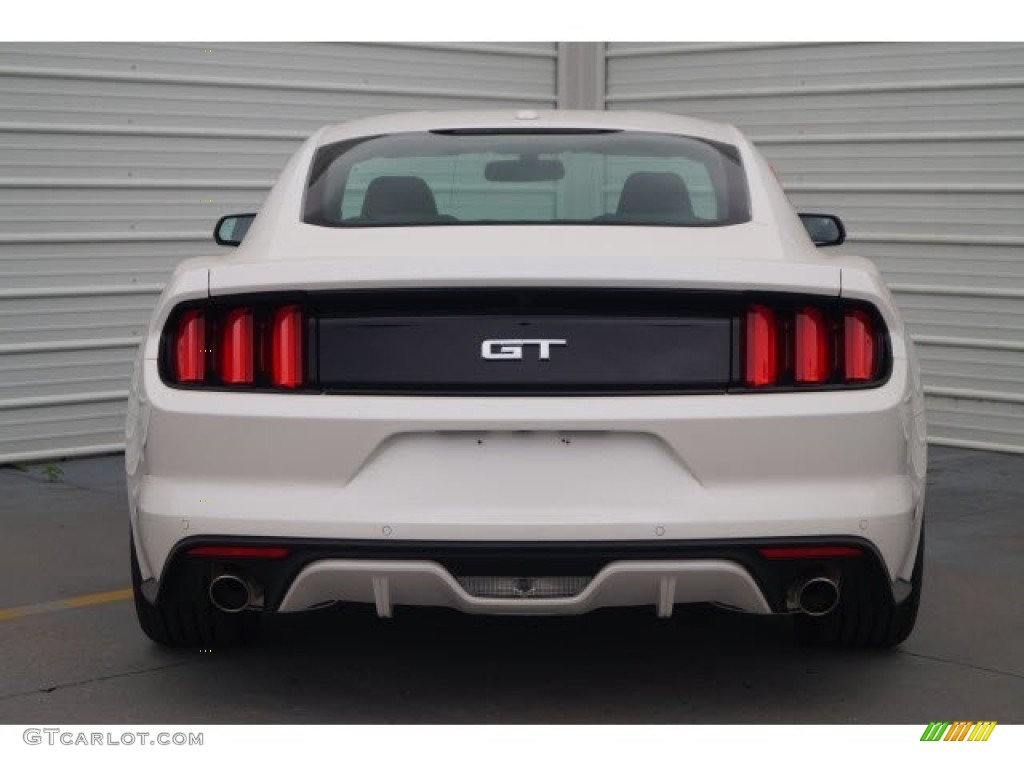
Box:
left=844, top=309, right=877, bottom=382
left=271, top=305, right=304, bottom=388
left=220, top=308, right=254, bottom=385
left=174, top=310, right=206, bottom=383
left=794, top=307, right=830, bottom=384
left=759, top=546, right=863, bottom=560
left=744, top=305, right=778, bottom=387
left=186, top=545, right=290, bottom=559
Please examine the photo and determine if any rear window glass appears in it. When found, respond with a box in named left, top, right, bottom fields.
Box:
left=304, top=130, right=750, bottom=228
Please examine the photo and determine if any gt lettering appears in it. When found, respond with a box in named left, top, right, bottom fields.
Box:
left=481, top=339, right=567, bottom=361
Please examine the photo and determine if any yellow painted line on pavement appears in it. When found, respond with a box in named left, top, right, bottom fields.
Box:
left=0, top=588, right=132, bottom=622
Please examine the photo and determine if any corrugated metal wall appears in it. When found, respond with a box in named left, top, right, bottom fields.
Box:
left=0, top=42, right=557, bottom=463
left=4, top=42, right=1023, bottom=461
left=607, top=42, right=1024, bottom=454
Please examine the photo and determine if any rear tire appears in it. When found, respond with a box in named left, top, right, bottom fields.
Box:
left=130, top=531, right=260, bottom=647
left=797, top=523, right=923, bottom=649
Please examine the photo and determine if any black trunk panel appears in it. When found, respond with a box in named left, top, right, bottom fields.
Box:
left=318, top=314, right=731, bottom=393
left=309, top=289, right=740, bottom=395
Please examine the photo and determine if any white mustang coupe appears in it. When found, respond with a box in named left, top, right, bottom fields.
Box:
left=126, top=110, right=927, bottom=648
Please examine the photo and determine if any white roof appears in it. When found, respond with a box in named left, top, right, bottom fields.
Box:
left=313, top=109, right=745, bottom=147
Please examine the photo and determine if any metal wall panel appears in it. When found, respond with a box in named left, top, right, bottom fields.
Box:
left=607, top=42, right=1024, bottom=454
left=7, top=42, right=1023, bottom=460
left=0, top=42, right=557, bottom=463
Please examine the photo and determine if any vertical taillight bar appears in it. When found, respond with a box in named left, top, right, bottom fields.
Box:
left=174, top=310, right=206, bottom=383
left=220, top=308, right=254, bottom=385
left=745, top=305, right=778, bottom=387
left=741, top=301, right=883, bottom=389
left=844, top=309, right=877, bottom=382
left=794, top=307, right=830, bottom=384
left=271, top=305, right=304, bottom=388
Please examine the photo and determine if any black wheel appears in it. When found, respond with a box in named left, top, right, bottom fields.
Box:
left=130, top=531, right=260, bottom=647
left=797, top=523, right=923, bottom=649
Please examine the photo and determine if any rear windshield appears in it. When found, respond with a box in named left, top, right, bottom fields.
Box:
left=303, top=130, right=750, bottom=228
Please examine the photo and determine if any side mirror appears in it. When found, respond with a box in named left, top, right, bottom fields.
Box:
left=798, top=213, right=846, bottom=247
left=214, top=213, right=256, bottom=247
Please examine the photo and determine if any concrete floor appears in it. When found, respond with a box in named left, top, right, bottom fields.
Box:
left=0, top=446, right=1021, bottom=723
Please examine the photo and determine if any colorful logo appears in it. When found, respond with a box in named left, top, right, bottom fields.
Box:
left=921, top=721, right=997, bottom=741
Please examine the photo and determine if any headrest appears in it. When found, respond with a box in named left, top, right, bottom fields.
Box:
left=361, top=176, right=439, bottom=219
left=616, top=171, right=694, bottom=218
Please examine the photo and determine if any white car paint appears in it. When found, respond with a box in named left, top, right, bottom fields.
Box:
left=127, top=110, right=926, bottom=623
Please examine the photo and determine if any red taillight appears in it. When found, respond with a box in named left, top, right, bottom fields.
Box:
left=168, top=302, right=306, bottom=389
left=271, top=305, right=304, bottom=388
left=174, top=309, right=206, bottom=383
left=741, top=301, right=883, bottom=389
left=794, top=307, right=830, bottom=384
left=186, top=545, right=290, bottom=559
left=220, top=308, right=254, bottom=385
left=745, top=305, right=778, bottom=387
left=759, top=546, right=863, bottom=560
left=844, top=309, right=877, bottom=382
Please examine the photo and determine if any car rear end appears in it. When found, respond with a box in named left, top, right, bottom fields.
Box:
left=127, top=111, right=926, bottom=648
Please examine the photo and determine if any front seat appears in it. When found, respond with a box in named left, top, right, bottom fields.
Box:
left=615, top=171, right=694, bottom=220
left=361, top=176, right=442, bottom=222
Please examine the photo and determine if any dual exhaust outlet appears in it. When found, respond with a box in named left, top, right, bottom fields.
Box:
left=207, top=571, right=841, bottom=617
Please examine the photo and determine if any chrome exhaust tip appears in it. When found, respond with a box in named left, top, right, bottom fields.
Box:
left=208, top=573, right=253, bottom=613
left=795, top=575, right=841, bottom=617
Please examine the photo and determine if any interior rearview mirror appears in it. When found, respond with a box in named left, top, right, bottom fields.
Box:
left=485, top=157, right=565, bottom=183
left=214, top=213, right=256, bottom=247
left=798, top=213, right=846, bottom=247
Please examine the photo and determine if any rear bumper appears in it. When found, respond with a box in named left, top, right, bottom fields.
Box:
left=129, top=356, right=926, bottom=600
left=151, top=535, right=899, bottom=617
